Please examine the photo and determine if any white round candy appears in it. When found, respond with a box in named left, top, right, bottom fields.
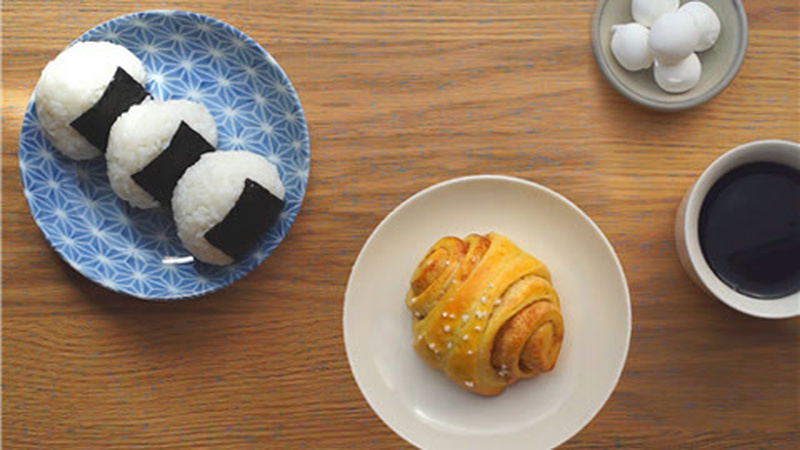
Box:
left=611, top=23, right=653, bottom=71
left=648, top=12, right=700, bottom=65
left=631, top=0, right=679, bottom=27
left=680, top=1, right=721, bottom=52
left=654, top=53, right=702, bottom=93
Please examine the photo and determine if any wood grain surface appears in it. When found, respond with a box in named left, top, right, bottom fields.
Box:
left=3, top=0, right=798, bottom=448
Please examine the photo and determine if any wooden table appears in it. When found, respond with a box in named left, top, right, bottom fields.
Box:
left=3, top=1, right=798, bottom=448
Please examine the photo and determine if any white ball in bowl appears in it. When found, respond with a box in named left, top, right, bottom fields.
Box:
left=648, top=11, right=701, bottom=64
left=654, top=53, right=702, bottom=93
left=631, top=0, right=679, bottom=27
left=611, top=23, right=653, bottom=71
left=680, top=1, right=722, bottom=52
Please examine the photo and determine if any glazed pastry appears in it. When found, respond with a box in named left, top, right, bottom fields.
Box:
left=406, top=233, right=564, bottom=396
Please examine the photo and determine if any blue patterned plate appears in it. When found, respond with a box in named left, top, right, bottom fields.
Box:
left=19, top=10, right=310, bottom=300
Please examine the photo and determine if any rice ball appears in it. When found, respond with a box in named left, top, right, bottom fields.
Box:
left=34, top=41, right=147, bottom=160
left=172, top=151, right=286, bottom=265
left=107, top=99, right=218, bottom=209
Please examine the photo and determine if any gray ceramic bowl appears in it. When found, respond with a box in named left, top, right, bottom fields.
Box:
left=592, top=0, right=748, bottom=111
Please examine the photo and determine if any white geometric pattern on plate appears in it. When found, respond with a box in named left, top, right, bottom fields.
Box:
left=18, top=10, right=310, bottom=300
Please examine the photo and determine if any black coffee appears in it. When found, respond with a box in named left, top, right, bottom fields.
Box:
left=698, top=161, right=800, bottom=299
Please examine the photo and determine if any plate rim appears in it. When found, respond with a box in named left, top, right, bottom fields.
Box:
left=18, top=9, right=311, bottom=301
left=343, top=174, right=632, bottom=448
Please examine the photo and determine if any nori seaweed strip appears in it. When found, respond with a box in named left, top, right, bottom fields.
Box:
left=131, top=121, right=216, bottom=207
left=70, top=67, right=149, bottom=152
left=204, top=178, right=285, bottom=260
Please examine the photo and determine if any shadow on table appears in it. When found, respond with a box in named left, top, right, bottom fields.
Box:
left=56, top=253, right=286, bottom=356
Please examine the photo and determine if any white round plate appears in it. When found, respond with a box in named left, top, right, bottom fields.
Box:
left=343, top=175, right=631, bottom=449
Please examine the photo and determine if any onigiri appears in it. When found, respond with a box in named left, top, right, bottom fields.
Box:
left=106, top=99, right=218, bottom=209
left=172, top=151, right=285, bottom=265
left=34, top=41, right=148, bottom=160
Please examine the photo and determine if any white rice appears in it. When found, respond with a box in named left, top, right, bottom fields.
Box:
left=34, top=41, right=147, bottom=160
left=172, top=151, right=285, bottom=265
left=106, top=99, right=218, bottom=209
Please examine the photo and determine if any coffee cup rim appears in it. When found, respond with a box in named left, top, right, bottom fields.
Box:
left=678, top=139, right=800, bottom=319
